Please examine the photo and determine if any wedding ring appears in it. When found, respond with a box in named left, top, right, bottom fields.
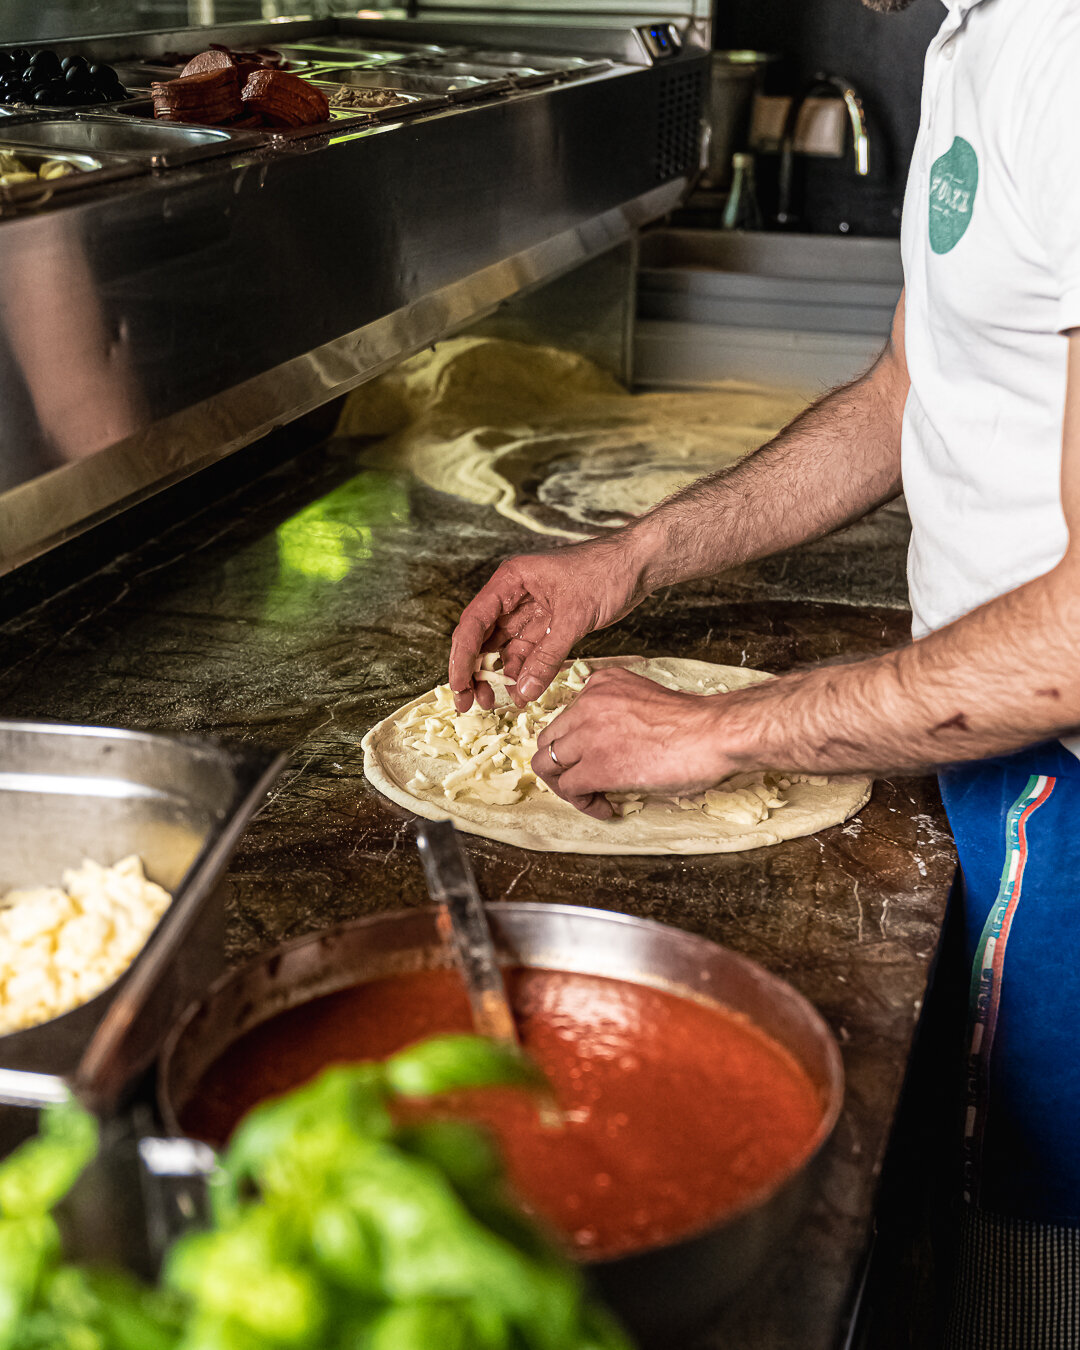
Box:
left=548, top=742, right=562, bottom=769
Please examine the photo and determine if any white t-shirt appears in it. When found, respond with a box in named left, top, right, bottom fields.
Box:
left=901, top=0, right=1080, bottom=640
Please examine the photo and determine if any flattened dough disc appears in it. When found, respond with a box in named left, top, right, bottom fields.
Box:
left=362, top=656, right=872, bottom=856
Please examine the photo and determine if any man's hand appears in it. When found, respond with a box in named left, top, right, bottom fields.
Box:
left=531, top=669, right=742, bottom=818
left=448, top=537, right=651, bottom=712
left=449, top=296, right=909, bottom=716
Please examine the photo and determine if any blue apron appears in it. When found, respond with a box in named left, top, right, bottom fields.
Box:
left=940, top=741, right=1080, bottom=1348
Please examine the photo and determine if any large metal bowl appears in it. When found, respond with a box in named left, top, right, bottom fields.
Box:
left=159, top=904, right=843, bottom=1347
left=0, top=721, right=284, bottom=1118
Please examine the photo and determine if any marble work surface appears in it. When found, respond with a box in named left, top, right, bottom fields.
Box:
left=0, top=437, right=955, bottom=1350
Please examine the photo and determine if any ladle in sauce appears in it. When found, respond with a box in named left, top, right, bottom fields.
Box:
left=414, top=820, right=562, bottom=1126
left=415, top=819, right=519, bottom=1046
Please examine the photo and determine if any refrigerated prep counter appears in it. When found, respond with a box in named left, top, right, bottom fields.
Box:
left=0, top=11, right=708, bottom=574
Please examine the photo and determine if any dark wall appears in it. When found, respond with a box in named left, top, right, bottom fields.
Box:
left=717, top=0, right=943, bottom=236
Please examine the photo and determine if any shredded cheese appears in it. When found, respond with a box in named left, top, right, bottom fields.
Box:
left=0, top=856, right=171, bottom=1036
left=401, top=658, right=591, bottom=805
left=399, top=659, right=827, bottom=826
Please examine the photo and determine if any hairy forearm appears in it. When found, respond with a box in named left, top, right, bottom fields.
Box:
left=621, top=345, right=907, bottom=593
left=719, top=560, right=1080, bottom=777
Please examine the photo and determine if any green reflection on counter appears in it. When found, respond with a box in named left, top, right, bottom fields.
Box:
left=275, top=471, right=409, bottom=585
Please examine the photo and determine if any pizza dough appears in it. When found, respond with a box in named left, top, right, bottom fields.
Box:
left=362, top=656, right=872, bottom=855
left=335, top=337, right=812, bottom=540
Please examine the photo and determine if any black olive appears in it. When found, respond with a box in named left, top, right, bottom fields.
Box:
left=0, top=54, right=13, bottom=74
left=21, top=67, right=37, bottom=84
left=2, top=81, right=28, bottom=102
left=32, top=85, right=56, bottom=105
left=89, top=62, right=118, bottom=84
left=30, top=52, right=61, bottom=80
left=10, top=49, right=30, bottom=67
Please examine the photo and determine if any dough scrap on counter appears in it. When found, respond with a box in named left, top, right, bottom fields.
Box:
left=335, top=337, right=812, bottom=540
left=362, top=656, right=872, bottom=855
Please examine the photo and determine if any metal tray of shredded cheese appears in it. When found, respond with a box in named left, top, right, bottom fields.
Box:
left=0, top=721, right=284, bottom=1123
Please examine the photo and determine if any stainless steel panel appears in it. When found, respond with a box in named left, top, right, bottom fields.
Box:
left=0, top=721, right=285, bottom=1111
left=0, top=182, right=684, bottom=572
left=468, top=236, right=638, bottom=385
left=0, top=113, right=265, bottom=164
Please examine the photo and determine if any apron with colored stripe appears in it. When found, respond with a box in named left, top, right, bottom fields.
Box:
left=939, top=740, right=1080, bottom=1348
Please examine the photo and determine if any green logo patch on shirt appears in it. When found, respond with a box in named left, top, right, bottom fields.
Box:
left=929, top=136, right=979, bottom=254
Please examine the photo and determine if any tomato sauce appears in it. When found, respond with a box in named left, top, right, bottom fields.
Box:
left=180, top=968, right=824, bottom=1260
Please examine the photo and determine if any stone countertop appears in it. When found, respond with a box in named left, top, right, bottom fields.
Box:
left=0, top=438, right=955, bottom=1350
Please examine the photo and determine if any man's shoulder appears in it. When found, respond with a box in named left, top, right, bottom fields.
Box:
left=977, top=0, right=1080, bottom=52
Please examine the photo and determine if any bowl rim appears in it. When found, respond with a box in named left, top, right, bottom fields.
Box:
left=158, top=900, right=845, bottom=1261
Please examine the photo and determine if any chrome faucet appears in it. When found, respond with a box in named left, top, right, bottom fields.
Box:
left=776, top=73, right=870, bottom=228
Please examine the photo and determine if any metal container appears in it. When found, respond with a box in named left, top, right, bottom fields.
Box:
left=313, top=64, right=496, bottom=101
left=390, top=56, right=555, bottom=88
left=282, top=36, right=451, bottom=57
left=702, top=49, right=774, bottom=190
left=307, top=81, right=446, bottom=123
left=467, top=50, right=614, bottom=77
left=0, top=142, right=141, bottom=206
left=158, top=903, right=843, bottom=1348
left=273, top=45, right=416, bottom=67
left=0, top=721, right=284, bottom=1117
left=113, top=58, right=328, bottom=83
left=0, top=115, right=266, bottom=166
left=0, top=99, right=144, bottom=120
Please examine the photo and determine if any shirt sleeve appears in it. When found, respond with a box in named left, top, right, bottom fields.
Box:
left=1011, top=1, right=1080, bottom=333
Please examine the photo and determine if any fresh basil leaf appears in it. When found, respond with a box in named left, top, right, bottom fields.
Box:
left=0, top=1103, right=97, bottom=1218
left=385, top=1036, right=549, bottom=1099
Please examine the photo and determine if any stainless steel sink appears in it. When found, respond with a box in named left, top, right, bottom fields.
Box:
left=635, top=228, right=903, bottom=391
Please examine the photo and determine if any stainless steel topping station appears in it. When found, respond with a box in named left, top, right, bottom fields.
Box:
left=0, top=10, right=708, bottom=575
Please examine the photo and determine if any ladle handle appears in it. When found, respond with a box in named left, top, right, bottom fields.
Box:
left=415, top=820, right=519, bottom=1047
